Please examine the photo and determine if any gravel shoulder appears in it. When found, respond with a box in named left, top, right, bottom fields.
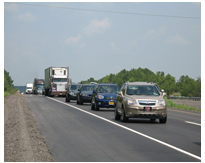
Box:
left=4, top=91, right=54, bottom=162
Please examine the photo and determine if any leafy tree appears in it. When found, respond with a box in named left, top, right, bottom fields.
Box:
left=4, top=69, right=14, bottom=92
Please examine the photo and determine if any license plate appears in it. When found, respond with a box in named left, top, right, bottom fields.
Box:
left=144, top=107, right=151, bottom=111
left=109, top=101, right=114, bottom=105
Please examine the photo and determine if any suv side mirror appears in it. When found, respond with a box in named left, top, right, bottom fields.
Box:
left=117, top=91, right=123, bottom=96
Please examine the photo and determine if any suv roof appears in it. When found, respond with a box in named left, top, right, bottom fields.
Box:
left=97, top=83, right=118, bottom=85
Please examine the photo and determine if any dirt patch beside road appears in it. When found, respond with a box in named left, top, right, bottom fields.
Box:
left=4, top=91, right=54, bottom=162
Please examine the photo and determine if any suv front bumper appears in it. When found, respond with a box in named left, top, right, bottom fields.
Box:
left=125, top=105, right=167, bottom=119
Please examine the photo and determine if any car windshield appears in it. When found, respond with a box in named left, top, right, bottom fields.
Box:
left=53, top=78, right=67, bottom=82
left=126, top=85, right=160, bottom=96
left=81, top=85, right=95, bottom=91
left=69, top=85, right=81, bottom=90
left=97, top=85, right=119, bottom=94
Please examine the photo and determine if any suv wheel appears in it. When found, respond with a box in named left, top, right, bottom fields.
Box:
left=114, top=108, right=120, bottom=120
left=121, top=108, right=128, bottom=122
left=159, top=116, right=167, bottom=123
left=77, top=96, right=79, bottom=104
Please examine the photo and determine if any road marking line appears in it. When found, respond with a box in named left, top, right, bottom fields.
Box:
left=47, top=97, right=201, bottom=161
left=185, top=121, right=201, bottom=126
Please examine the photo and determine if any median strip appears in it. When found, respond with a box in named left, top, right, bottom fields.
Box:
left=47, top=97, right=201, bottom=161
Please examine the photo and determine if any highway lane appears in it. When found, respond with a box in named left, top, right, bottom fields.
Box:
left=24, top=95, right=201, bottom=162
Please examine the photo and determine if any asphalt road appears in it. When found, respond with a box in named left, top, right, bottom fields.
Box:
left=24, top=95, right=201, bottom=162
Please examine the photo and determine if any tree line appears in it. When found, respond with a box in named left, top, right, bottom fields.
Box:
left=80, top=67, right=201, bottom=97
left=4, top=69, right=14, bottom=92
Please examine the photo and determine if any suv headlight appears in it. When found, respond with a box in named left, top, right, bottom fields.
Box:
left=69, top=92, right=74, bottom=96
left=81, top=94, right=87, bottom=96
left=159, top=100, right=166, bottom=106
left=97, top=95, right=104, bottom=99
left=127, top=99, right=137, bottom=105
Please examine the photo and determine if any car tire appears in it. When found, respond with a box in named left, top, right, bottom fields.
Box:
left=77, top=96, right=79, bottom=104
left=114, top=108, right=120, bottom=120
left=91, top=98, right=95, bottom=110
left=79, top=96, right=83, bottom=105
left=121, top=108, right=128, bottom=122
left=95, top=101, right=99, bottom=111
left=159, top=116, right=167, bottom=124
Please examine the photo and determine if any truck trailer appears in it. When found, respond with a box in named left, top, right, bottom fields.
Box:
left=25, top=83, right=33, bottom=94
left=44, top=67, right=69, bottom=97
left=33, top=78, right=45, bottom=95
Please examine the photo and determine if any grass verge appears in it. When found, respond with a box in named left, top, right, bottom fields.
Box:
left=4, top=89, right=18, bottom=97
left=164, top=97, right=201, bottom=112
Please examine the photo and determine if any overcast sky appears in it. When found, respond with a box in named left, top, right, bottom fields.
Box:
left=4, top=2, right=201, bottom=85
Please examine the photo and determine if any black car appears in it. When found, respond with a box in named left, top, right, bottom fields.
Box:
left=76, top=84, right=96, bottom=105
left=91, top=83, right=119, bottom=111
left=65, top=84, right=82, bottom=102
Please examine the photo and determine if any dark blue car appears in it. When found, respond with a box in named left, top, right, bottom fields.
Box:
left=91, top=83, right=119, bottom=111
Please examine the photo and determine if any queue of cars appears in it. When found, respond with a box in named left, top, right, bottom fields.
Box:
left=65, top=81, right=167, bottom=123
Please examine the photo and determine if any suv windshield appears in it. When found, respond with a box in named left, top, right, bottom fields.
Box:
left=81, top=85, right=95, bottom=91
left=126, top=85, right=160, bottom=96
left=97, top=85, right=119, bottom=93
left=69, top=85, right=81, bottom=90
left=53, top=78, right=67, bottom=82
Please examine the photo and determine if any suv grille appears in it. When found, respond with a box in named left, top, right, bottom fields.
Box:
left=138, top=101, right=156, bottom=106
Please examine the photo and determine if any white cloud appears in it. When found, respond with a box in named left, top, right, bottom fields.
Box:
left=65, top=35, right=83, bottom=45
left=16, top=12, right=36, bottom=22
left=145, top=25, right=166, bottom=40
left=166, top=34, right=189, bottom=44
left=83, top=18, right=112, bottom=35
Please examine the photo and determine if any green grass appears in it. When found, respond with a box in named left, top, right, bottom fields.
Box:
left=164, top=97, right=200, bottom=112
left=4, top=89, right=18, bottom=97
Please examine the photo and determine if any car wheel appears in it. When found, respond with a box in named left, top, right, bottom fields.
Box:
left=91, top=98, right=95, bottom=110
left=120, top=108, right=128, bottom=122
left=114, top=108, right=120, bottom=120
left=95, top=101, right=99, bottom=111
left=77, top=96, right=79, bottom=104
left=159, top=116, right=167, bottom=124
left=79, top=97, right=83, bottom=105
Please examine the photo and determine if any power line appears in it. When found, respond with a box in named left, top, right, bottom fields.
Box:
left=10, top=2, right=201, bottom=20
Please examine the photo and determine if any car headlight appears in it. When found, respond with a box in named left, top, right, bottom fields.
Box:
left=159, top=100, right=166, bottom=106
left=81, top=94, right=87, bottom=96
left=69, top=92, right=74, bottom=96
left=127, top=99, right=137, bottom=105
left=97, top=95, right=104, bottom=99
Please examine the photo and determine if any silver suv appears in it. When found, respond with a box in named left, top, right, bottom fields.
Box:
left=114, top=82, right=167, bottom=123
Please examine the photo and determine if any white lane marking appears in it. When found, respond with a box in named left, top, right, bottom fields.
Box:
left=185, top=121, right=201, bottom=126
left=47, top=97, right=201, bottom=161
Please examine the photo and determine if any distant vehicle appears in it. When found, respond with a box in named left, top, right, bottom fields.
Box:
left=91, top=83, right=119, bottom=111
left=33, top=78, right=45, bottom=95
left=76, top=84, right=96, bottom=105
left=44, top=67, right=69, bottom=97
left=25, top=83, right=33, bottom=94
left=65, top=84, right=82, bottom=102
left=114, top=82, right=167, bottom=123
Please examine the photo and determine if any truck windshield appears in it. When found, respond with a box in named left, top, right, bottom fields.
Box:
left=37, top=85, right=44, bottom=89
left=27, top=87, right=32, bottom=89
left=53, top=78, right=67, bottom=82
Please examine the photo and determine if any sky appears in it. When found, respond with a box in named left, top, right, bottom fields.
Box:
left=4, top=2, right=201, bottom=86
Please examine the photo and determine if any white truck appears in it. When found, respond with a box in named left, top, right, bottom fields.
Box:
left=44, top=67, right=69, bottom=97
left=25, top=83, right=33, bottom=94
